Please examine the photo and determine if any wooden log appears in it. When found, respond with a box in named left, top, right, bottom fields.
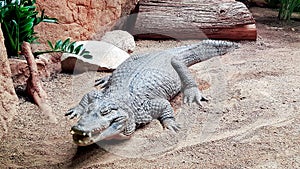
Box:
left=129, top=0, right=257, bottom=40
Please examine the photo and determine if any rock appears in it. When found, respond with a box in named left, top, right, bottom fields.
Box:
left=121, top=0, right=140, bottom=16
left=61, top=41, right=130, bottom=73
left=0, top=26, right=18, bottom=139
left=9, top=53, right=62, bottom=87
left=35, top=0, right=139, bottom=44
left=101, top=30, right=136, bottom=53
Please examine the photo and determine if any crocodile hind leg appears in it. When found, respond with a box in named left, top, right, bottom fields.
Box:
left=144, top=99, right=180, bottom=132
left=65, top=90, right=104, bottom=119
left=171, top=57, right=208, bottom=106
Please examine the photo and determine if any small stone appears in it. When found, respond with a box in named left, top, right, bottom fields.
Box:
left=260, top=105, right=268, bottom=109
left=240, top=96, right=246, bottom=100
left=101, top=30, right=136, bottom=53
left=233, top=119, right=239, bottom=123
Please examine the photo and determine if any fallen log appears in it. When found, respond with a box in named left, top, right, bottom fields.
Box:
left=129, top=0, right=257, bottom=40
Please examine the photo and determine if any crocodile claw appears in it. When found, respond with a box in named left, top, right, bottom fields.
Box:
left=65, top=107, right=83, bottom=119
left=95, top=75, right=111, bottom=88
left=163, top=118, right=180, bottom=133
left=183, top=87, right=207, bottom=107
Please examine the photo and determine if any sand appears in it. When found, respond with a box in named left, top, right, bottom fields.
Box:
left=0, top=7, right=299, bottom=169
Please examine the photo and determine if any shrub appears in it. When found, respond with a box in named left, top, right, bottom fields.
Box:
left=267, top=0, right=300, bottom=20
left=34, top=38, right=92, bottom=59
left=278, top=0, right=300, bottom=20
left=0, top=0, right=57, bottom=57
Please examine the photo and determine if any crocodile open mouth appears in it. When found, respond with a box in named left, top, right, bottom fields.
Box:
left=71, top=127, right=105, bottom=146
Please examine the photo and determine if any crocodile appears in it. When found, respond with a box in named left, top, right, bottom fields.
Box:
left=65, top=40, right=237, bottom=146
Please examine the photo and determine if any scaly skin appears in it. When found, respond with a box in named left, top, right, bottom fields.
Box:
left=65, top=40, right=238, bottom=146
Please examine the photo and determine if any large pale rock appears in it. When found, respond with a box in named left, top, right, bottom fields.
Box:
left=35, top=0, right=139, bottom=44
left=61, top=41, right=130, bottom=73
left=0, top=26, right=18, bottom=139
left=101, top=30, right=136, bottom=53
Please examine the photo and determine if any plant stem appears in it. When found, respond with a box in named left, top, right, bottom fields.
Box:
left=33, top=50, right=64, bottom=57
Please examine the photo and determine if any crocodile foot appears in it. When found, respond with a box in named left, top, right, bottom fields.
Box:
left=183, top=87, right=209, bottom=106
left=65, top=106, right=84, bottom=119
left=95, top=75, right=111, bottom=88
left=162, top=118, right=180, bottom=133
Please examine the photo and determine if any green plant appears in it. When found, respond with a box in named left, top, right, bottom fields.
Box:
left=266, top=0, right=281, bottom=8
left=278, top=0, right=300, bottom=20
left=33, top=38, right=92, bottom=59
left=0, top=0, right=57, bottom=57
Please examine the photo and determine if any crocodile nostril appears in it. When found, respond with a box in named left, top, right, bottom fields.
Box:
left=71, top=125, right=84, bottom=133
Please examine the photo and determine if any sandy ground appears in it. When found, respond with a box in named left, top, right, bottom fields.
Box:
left=1, top=7, right=300, bottom=169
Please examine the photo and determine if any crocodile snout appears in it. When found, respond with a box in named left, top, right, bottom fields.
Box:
left=71, top=125, right=91, bottom=137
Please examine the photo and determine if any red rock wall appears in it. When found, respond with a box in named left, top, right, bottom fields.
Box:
left=35, top=0, right=138, bottom=44
left=0, top=25, right=18, bottom=139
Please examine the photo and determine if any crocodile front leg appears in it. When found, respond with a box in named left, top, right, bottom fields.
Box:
left=144, top=99, right=180, bottom=132
left=171, top=57, right=208, bottom=106
left=65, top=90, right=104, bottom=119
left=94, top=75, right=111, bottom=88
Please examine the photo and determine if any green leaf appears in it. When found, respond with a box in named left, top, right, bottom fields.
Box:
left=41, top=18, right=58, bottom=23
left=21, top=6, right=36, bottom=11
left=54, top=39, right=63, bottom=50
left=2, top=22, right=17, bottom=54
left=83, top=54, right=93, bottom=59
left=79, top=49, right=89, bottom=56
left=47, top=40, right=54, bottom=49
left=61, top=38, right=70, bottom=50
left=74, top=44, right=83, bottom=54
left=35, top=9, right=44, bottom=24
left=67, top=41, right=76, bottom=52
left=11, top=19, right=19, bottom=51
left=20, top=18, right=34, bottom=33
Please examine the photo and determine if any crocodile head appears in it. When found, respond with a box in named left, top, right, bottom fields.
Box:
left=70, top=100, right=129, bottom=146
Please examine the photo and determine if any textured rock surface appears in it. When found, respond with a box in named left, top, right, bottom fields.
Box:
left=61, top=41, right=130, bottom=73
left=101, top=30, right=136, bottom=53
left=9, top=53, right=62, bottom=87
left=0, top=27, right=18, bottom=139
left=35, top=0, right=139, bottom=44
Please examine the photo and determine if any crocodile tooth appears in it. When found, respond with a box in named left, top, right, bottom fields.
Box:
left=78, top=140, right=83, bottom=144
left=88, top=132, right=92, bottom=137
left=70, top=130, right=75, bottom=135
left=82, top=132, right=86, bottom=136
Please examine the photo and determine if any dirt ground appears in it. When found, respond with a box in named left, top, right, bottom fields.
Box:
left=1, top=7, right=300, bottom=169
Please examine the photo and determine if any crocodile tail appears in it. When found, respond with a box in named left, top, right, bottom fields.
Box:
left=175, top=40, right=238, bottom=66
